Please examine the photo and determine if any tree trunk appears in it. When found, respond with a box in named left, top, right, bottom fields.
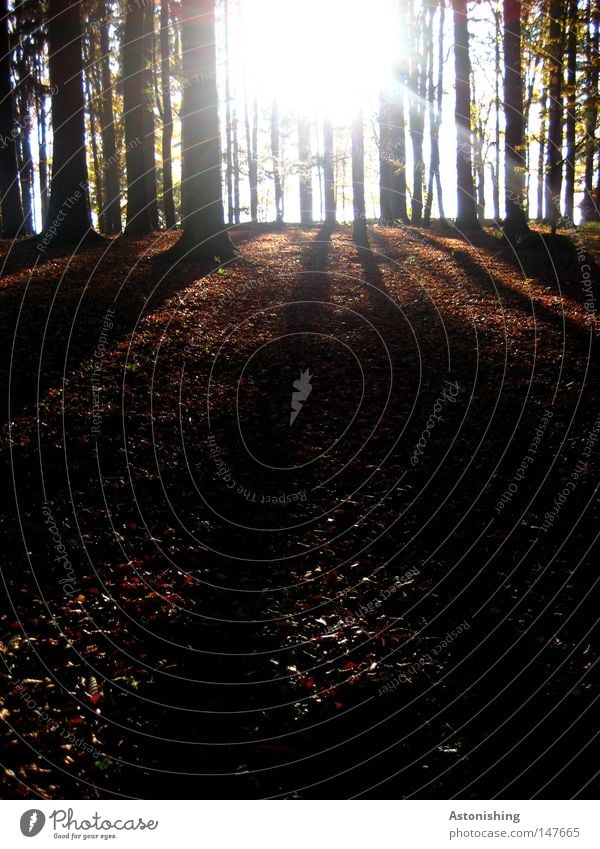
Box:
left=323, top=116, right=336, bottom=224
left=271, top=99, right=284, bottom=223
left=0, top=0, right=24, bottom=238
left=233, top=101, right=241, bottom=224
left=45, top=0, right=92, bottom=242
left=298, top=117, right=313, bottom=225
left=83, top=49, right=106, bottom=233
left=123, top=0, right=159, bottom=234
left=537, top=96, right=546, bottom=221
left=424, top=0, right=445, bottom=226
left=36, top=69, right=49, bottom=231
left=493, top=7, right=501, bottom=222
left=160, top=0, right=176, bottom=228
left=544, top=0, right=565, bottom=233
left=352, top=108, right=367, bottom=245
left=99, top=17, right=121, bottom=234
left=453, top=0, right=480, bottom=230
left=582, top=0, right=599, bottom=222
left=224, top=0, right=234, bottom=225
left=176, top=0, right=236, bottom=259
left=503, top=0, right=529, bottom=235
left=409, top=10, right=426, bottom=226
left=564, top=0, right=577, bottom=223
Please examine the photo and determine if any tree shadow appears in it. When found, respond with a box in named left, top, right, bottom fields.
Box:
left=1, top=232, right=247, bottom=421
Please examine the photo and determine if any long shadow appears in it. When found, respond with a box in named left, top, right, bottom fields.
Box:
left=425, top=231, right=599, bottom=359
left=1, top=231, right=247, bottom=422
left=284, top=223, right=335, bottom=336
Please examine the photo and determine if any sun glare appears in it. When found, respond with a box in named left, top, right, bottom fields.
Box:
left=234, top=0, right=396, bottom=120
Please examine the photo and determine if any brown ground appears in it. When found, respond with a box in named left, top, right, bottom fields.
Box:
left=1, top=223, right=599, bottom=799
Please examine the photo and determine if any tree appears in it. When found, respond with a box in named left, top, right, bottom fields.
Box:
left=0, top=0, right=25, bottom=238
left=298, top=116, right=313, bottom=225
left=424, top=0, right=446, bottom=226
left=379, top=3, right=408, bottom=223
left=323, top=116, right=336, bottom=225
left=176, top=0, right=236, bottom=260
left=582, top=0, right=599, bottom=222
left=45, top=0, right=93, bottom=242
left=98, top=12, right=121, bottom=234
left=271, top=98, right=284, bottom=223
left=563, top=0, right=577, bottom=223
left=408, top=3, right=426, bottom=225
left=123, top=0, right=159, bottom=234
left=352, top=108, right=367, bottom=245
left=544, top=0, right=565, bottom=232
left=160, top=0, right=176, bottom=229
left=503, top=0, right=529, bottom=235
left=452, top=0, right=480, bottom=230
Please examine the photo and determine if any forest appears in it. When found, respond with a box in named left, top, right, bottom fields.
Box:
left=0, top=0, right=599, bottom=801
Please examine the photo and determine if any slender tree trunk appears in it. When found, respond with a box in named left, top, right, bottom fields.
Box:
left=160, top=0, right=176, bottom=228
left=83, top=51, right=106, bottom=233
left=45, top=0, right=92, bottom=241
left=244, top=92, right=259, bottom=222
left=352, top=108, right=367, bottom=245
left=537, top=96, right=546, bottom=221
left=177, top=0, right=236, bottom=259
left=545, top=0, right=565, bottom=232
left=582, top=0, right=599, bottom=221
left=503, top=0, right=529, bottom=235
left=99, top=18, right=121, bottom=234
left=224, top=0, right=234, bottom=225
left=0, top=0, right=24, bottom=238
left=409, top=10, right=426, bottom=226
left=123, top=0, right=159, bottom=234
left=271, top=98, right=284, bottom=223
left=493, top=7, right=501, bottom=222
left=232, top=101, right=241, bottom=224
left=323, top=115, right=336, bottom=224
left=36, top=73, right=49, bottom=231
left=298, top=117, right=313, bottom=225
left=453, top=0, right=480, bottom=230
left=564, top=0, right=577, bottom=222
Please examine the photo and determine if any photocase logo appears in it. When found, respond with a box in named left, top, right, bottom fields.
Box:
left=20, top=810, right=46, bottom=837
left=290, top=368, right=313, bottom=425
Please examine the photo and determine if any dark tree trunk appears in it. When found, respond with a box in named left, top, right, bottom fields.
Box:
left=582, top=0, right=599, bottom=222
left=160, top=0, right=176, bottom=229
left=99, top=18, right=121, bottom=234
left=271, top=99, right=284, bottom=223
left=537, top=96, right=546, bottom=221
left=36, top=67, right=49, bottom=231
left=409, top=10, right=426, bottom=226
left=564, top=0, right=577, bottom=223
left=45, top=0, right=92, bottom=242
left=0, top=0, right=24, bottom=238
left=503, top=0, right=529, bottom=235
left=544, top=0, right=565, bottom=233
left=123, top=0, right=159, bottom=234
left=298, top=117, right=313, bottom=225
left=323, top=116, right=336, bottom=224
left=352, top=108, right=367, bottom=245
left=493, top=6, right=501, bottom=222
left=453, top=0, right=480, bottom=230
left=424, top=0, right=445, bottom=226
left=233, top=101, right=241, bottom=224
left=224, top=0, right=234, bottom=225
left=379, top=18, right=409, bottom=227
left=176, top=0, right=236, bottom=259
left=83, top=48, right=106, bottom=233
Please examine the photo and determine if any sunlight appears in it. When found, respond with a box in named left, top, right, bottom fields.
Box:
left=238, top=0, right=397, bottom=120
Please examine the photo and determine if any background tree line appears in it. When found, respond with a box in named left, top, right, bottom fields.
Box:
left=0, top=0, right=598, bottom=257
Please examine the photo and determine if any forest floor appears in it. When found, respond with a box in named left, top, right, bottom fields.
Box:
left=1, top=222, right=599, bottom=799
